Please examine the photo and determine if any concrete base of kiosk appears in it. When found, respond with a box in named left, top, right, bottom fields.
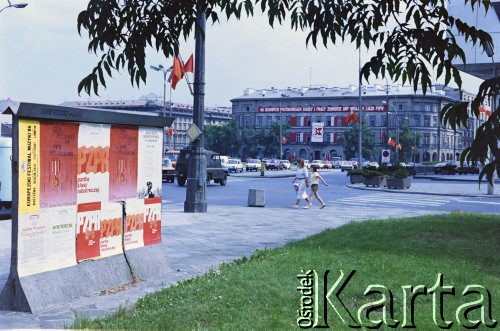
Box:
left=0, top=246, right=169, bottom=313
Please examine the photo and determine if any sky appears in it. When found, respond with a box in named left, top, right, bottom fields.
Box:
left=0, top=1, right=495, bottom=108
left=0, top=0, right=364, bottom=107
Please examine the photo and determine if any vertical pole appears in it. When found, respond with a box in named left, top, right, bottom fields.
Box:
left=163, top=70, right=167, bottom=155
left=487, top=56, right=495, bottom=195
left=358, top=47, right=363, bottom=167
left=169, top=84, right=173, bottom=149
left=184, top=11, right=207, bottom=212
left=279, top=104, right=282, bottom=160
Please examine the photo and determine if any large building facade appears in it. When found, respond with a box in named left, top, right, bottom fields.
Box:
left=61, top=94, right=232, bottom=152
left=231, top=84, right=490, bottom=162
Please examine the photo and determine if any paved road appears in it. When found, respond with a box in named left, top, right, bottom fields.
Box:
left=0, top=172, right=498, bottom=328
left=163, top=171, right=500, bottom=214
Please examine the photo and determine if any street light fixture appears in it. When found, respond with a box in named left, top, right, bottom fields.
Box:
left=0, top=0, right=28, bottom=14
left=150, top=64, right=173, bottom=151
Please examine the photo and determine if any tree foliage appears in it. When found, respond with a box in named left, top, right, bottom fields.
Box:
left=77, top=0, right=498, bottom=185
left=338, top=121, right=376, bottom=161
left=398, top=124, right=420, bottom=163
left=204, top=120, right=240, bottom=156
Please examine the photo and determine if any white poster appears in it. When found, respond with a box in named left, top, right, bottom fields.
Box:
left=18, top=206, right=77, bottom=277
left=137, top=127, right=162, bottom=199
left=77, top=123, right=110, bottom=204
left=311, top=122, right=324, bottom=143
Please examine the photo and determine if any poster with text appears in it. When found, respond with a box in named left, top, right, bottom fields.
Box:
left=99, top=202, right=123, bottom=258
left=76, top=202, right=101, bottom=262
left=124, top=198, right=144, bottom=250
left=40, top=121, right=79, bottom=208
left=77, top=124, right=110, bottom=204
left=18, top=120, right=40, bottom=214
left=109, top=126, right=138, bottom=201
left=18, top=206, right=77, bottom=277
left=137, top=127, right=162, bottom=199
left=143, top=197, right=162, bottom=246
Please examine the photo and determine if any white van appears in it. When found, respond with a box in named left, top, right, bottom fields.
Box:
left=219, top=155, right=229, bottom=168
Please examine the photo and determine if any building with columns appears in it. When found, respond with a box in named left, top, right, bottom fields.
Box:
left=230, top=83, right=490, bottom=162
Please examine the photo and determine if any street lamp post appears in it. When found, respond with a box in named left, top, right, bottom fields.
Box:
left=0, top=0, right=27, bottom=14
left=485, top=42, right=496, bottom=195
left=184, top=11, right=207, bottom=213
left=150, top=64, right=173, bottom=154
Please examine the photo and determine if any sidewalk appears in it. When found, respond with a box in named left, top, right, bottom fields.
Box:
left=0, top=201, right=442, bottom=328
left=415, top=173, right=500, bottom=183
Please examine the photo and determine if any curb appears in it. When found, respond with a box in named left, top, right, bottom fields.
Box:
left=231, top=174, right=295, bottom=179
left=345, top=184, right=500, bottom=199
left=414, top=175, right=500, bottom=183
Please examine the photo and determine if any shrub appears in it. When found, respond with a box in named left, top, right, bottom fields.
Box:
left=363, top=170, right=385, bottom=178
left=348, top=168, right=365, bottom=176
left=392, top=166, right=409, bottom=179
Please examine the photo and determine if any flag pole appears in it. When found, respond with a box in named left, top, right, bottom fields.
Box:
left=179, top=54, right=194, bottom=96
left=358, top=46, right=363, bottom=167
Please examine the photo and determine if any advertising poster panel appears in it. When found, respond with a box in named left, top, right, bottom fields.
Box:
left=39, top=122, right=78, bottom=208
left=76, top=202, right=101, bottom=262
left=143, top=197, right=162, bottom=246
left=77, top=123, right=110, bottom=204
left=109, top=126, right=138, bottom=201
left=137, top=127, right=162, bottom=199
left=17, top=206, right=77, bottom=277
left=99, top=202, right=123, bottom=258
left=124, top=198, right=144, bottom=250
left=18, top=120, right=40, bottom=214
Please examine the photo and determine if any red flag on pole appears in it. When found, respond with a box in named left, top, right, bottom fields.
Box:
left=281, top=136, right=286, bottom=145
left=345, top=108, right=358, bottom=125
left=171, top=56, right=185, bottom=90
left=388, top=137, right=396, bottom=146
left=183, top=54, right=194, bottom=73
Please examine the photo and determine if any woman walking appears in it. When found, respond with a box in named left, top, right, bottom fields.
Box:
left=292, top=159, right=312, bottom=209
left=308, top=165, right=329, bottom=208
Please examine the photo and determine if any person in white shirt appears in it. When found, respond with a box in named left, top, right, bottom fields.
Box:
left=292, top=159, right=312, bottom=209
left=308, top=165, right=329, bottom=208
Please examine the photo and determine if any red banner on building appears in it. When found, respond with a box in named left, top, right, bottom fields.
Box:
left=258, top=105, right=386, bottom=113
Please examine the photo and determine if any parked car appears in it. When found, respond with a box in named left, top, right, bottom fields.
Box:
left=332, top=160, right=342, bottom=169
left=280, top=160, right=291, bottom=170
left=434, top=161, right=457, bottom=175
left=220, top=155, right=229, bottom=168
left=266, top=159, right=284, bottom=170
left=246, top=158, right=261, bottom=171
left=162, top=158, right=176, bottom=183
left=226, top=158, right=244, bottom=173
left=323, top=161, right=333, bottom=169
left=311, top=160, right=325, bottom=169
left=340, top=160, right=355, bottom=172
left=176, top=148, right=228, bottom=186
left=366, top=161, right=379, bottom=169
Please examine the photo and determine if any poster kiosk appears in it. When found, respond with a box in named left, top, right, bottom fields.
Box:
left=0, top=103, right=174, bottom=312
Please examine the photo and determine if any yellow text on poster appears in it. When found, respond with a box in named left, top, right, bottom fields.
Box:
left=19, top=119, right=40, bottom=214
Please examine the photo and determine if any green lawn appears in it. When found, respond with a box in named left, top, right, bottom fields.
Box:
left=74, top=213, right=500, bottom=329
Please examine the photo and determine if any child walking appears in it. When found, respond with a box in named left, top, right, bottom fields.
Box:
left=308, top=165, right=329, bottom=208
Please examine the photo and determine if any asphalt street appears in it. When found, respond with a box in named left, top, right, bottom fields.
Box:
left=162, top=171, right=500, bottom=214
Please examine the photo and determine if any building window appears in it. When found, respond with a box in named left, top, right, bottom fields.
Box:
left=266, top=116, right=272, bottom=127
left=245, top=118, right=250, bottom=127
left=432, top=104, right=439, bottom=112
left=369, top=115, right=377, bottom=127
left=326, top=117, right=331, bottom=126
left=246, top=106, right=250, bottom=112
left=286, top=116, right=291, bottom=125
left=412, top=115, right=420, bottom=127
left=432, top=116, right=437, bottom=127
left=276, top=115, right=281, bottom=123
left=381, top=115, right=387, bottom=127
left=423, top=133, right=430, bottom=145
left=424, top=115, right=431, bottom=127
left=431, top=133, right=436, bottom=144
left=315, top=116, right=322, bottom=122
left=257, top=116, right=263, bottom=127
left=297, top=133, right=302, bottom=143
left=413, top=102, right=422, bottom=112
left=425, top=103, right=432, bottom=112
left=326, top=133, right=331, bottom=142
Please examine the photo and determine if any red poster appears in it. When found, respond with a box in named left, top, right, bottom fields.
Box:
left=109, top=126, right=138, bottom=201
left=39, top=122, right=79, bottom=208
left=143, top=197, right=161, bottom=245
left=76, top=202, right=101, bottom=261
